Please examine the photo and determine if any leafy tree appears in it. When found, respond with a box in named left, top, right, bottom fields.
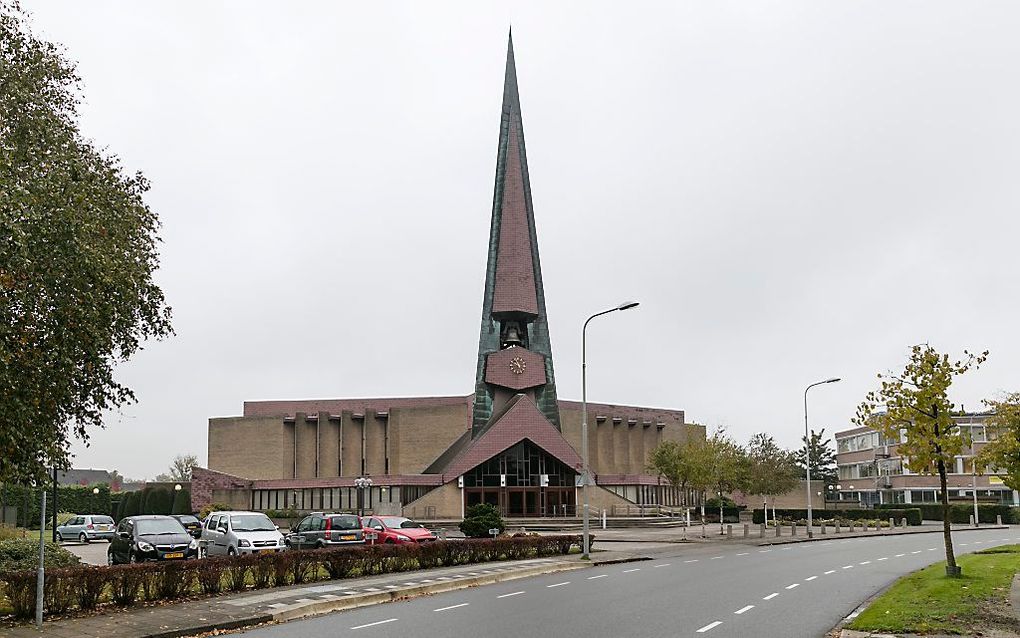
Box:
left=646, top=436, right=708, bottom=508
left=795, top=428, right=838, bottom=490
left=688, top=428, right=747, bottom=534
left=746, top=433, right=799, bottom=524
left=171, top=487, right=192, bottom=514
left=0, top=2, right=173, bottom=484
left=459, top=503, right=505, bottom=538
left=155, top=454, right=199, bottom=483
left=977, top=393, right=1020, bottom=492
left=855, top=344, right=987, bottom=577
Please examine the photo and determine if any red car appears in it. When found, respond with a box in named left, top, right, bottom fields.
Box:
left=363, top=516, right=436, bottom=545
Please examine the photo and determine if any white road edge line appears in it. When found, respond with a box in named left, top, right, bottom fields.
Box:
left=352, top=619, right=398, bottom=630
left=546, top=582, right=570, bottom=588
left=763, top=593, right=779, bottom=600
left=498, top=591, right=524, bottom=599
left=734, top=605, right=755, bottom=615
left=434, top=603, right=469, bottom=612
left=696, top=621, right=723, bottom=633
left=587, top=574, right=608, bottom=580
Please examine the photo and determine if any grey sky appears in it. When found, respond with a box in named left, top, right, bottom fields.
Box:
left=23, top=2, right=1020, bottom=479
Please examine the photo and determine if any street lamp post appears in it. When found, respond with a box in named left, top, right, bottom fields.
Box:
left=92, top=487, right=100, bottom=513
left=354, top=477, right=373, bottom=517
left=804, top=378, right=841, bottom=538
left=581, top=301, right=639, bottom=559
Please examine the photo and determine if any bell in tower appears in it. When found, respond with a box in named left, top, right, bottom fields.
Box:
left=500, top=320, right=527, bottom=349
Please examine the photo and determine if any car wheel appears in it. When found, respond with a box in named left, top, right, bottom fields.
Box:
left=228, top=547, right=237, bottom=556
left=129, top=550, right=139, bottom=563
left=79, top=532, right=88, bottom=544
left=384, top=538, right=395, bottom=544
left=107, top=551, right=115, bottom=566
left=55, top=531, right=63, bottom=542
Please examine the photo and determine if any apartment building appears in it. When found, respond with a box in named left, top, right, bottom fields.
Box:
left=833, top=412, right=1018, bottom=507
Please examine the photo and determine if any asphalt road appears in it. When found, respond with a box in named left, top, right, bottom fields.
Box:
left=236, top=527, right=1020, bottom=638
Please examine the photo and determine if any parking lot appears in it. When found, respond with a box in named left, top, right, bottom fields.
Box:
left=60, top=539, right=110, bottom=565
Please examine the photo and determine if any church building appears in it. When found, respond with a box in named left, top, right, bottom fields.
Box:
left=192, top=35, right=704, bottom=519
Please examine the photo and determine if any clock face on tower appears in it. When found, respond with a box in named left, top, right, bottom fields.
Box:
left=509, top=356, right=527, bottom=375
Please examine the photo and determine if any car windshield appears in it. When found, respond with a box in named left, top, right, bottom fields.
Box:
left=92, top=516, right=114, bottom=524
left=381, top=517, right=424, bottom=529
left=135, top=519, right=187, bottom=535
left=230, top=514, right=275, bottom=532
left=329, top=515, right=360, bottom=530
left=177, top=515, right=199, bottom=524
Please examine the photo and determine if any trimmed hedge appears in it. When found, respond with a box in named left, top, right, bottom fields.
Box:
left=752, top=508, right=922, bottom=526
left=0, top=535, right=586, bottom=619
left=0, top=539, right=81, bottom=573
left=875, top=503, right=1020, bottom=524
left=703, top=507, right=741, bottom=523
left=1, top=484, right=112, bottom=526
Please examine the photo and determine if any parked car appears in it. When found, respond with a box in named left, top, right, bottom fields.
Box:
left=56, top=514, right=116, bottom=543
left=362, top=516, right=436, bottom=545
left=171, top=514, right=203, bottom=538
left=108, top=515, right=198, bottom=564
left=201, top=511, right=285, bottom=556
left=285, top=512, right=365, bottom=549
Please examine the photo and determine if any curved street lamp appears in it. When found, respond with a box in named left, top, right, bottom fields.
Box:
left=581, top=301, right=639, bottom=559
left=804, top=377, right=840, bottom=537
left=354, top=477, right=373, bottom=517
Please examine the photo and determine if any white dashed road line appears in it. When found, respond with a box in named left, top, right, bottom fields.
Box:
left=763, top=593, right=779, bottom=600
left=654, top=563, right=671, bottom=568
left=546, top=582, right=570, bottom=588
left=805, top=576, right=817, bottom=581
left=736, top=552, right=749, bottom=556
left=842, top=565, right=853, bottom=569
left=352, top=619, right=397, bottom=630
left=711, top=556, right=723, bottom=560
left=734, top=605, right=755, bottom=615
left=759, top=550, right=771, bottom=553
left=785, top=583, right=800, bottom=590
left=877, top=557, right=888, bottom=561
left=824, top=570, right=836, bottom=575
left=587, top=574, right=608, bottom=580
left=434, top=603, right=469, bottom=612
left=895, top=553, right=905, bottom=557
left=498, top=591, right=524, bottom=599
left=623, top=568, right=641, bottom=573
left=685, top=559, right=699, bottom=563
left=859, top=561, right=871, bottom=565
left=911, top=551, right=922, bottom=555
left=696, top=621, right=723, bottom=633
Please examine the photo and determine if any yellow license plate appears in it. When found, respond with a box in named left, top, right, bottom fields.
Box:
left=163, top=552, right=184, bottom=559
left=259, top=549, right=276, bottom=554
left=341, top=535, right=355, bottom=541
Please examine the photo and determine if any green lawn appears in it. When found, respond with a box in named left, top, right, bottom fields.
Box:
left=848, top=545, right=1020, bottom=635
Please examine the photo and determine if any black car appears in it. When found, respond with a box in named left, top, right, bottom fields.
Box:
left=171, top=514, right=203, bottom=539
left=108, top=515, right=198, bottom=564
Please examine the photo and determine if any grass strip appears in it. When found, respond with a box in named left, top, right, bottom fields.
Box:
left=848, top=544, right=1020, bottom=635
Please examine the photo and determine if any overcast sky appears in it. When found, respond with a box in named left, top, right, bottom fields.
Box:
left=23, top=2, right=1020, bottom=479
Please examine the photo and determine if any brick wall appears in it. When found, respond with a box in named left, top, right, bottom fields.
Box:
left=191, top=467, right=253, bottom=511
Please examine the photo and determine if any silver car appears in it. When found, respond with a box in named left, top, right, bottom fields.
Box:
left=56, top=514, right=116, bottom=543
left=201, top=511, right=286, bottom=556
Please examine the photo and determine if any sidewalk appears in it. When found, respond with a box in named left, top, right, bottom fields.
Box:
left=0, top=551, right=646, bottom=638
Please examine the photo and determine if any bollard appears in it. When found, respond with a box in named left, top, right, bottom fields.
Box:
left=970, top=514, right=975, bottom=527
left=760, top=523, right=766, bottom=538
left=820, top=522, right=826, bottom=535
left=791, top=523, right=797, bottom=536
left=835, top=521, right=841, bottom=534
left=850, top=522, right=856, bottom=533
left=743, top=524, right=749, bottom=538
left=775, top=524, right=781, bottom=538
left=888, top=517, right=894, bottom=530
left=900, top=518, right=906, bottom=528
left=727, top=524, right=733, bottom=537
left=998, top=514, right=1003, bottom=526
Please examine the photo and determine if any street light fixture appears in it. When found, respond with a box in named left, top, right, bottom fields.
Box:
left=581, top=301, right=640, bottom=559
left=805, top=377, right=840, bottom=538
left=174, top=484, right=182, bottom=492
left=354, top=477, right=373, bottom=517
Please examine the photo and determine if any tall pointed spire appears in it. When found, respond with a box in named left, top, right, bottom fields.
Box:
left=472, top=31, right=560, bottom=436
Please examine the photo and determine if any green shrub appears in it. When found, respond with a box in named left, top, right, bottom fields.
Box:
left=171, top=488, right=191, bottom=515
left=142, top=488, right=172, bottom=515
left=0, top=538, right=80, bottom=574
left=752, top=508, right=922, bottom=526
left=875, top=503, right=1017, bottom=524
left=459, top=503, right=505, bottom=538
left=3, top=570, right=37, bottom=618
left=156, top=560, right=194, bottom=599
left=223, top=556, right=249, bottom=592
left=705, top=496, right=737, bottom=509
left=198, top=502, right=231, bottom=520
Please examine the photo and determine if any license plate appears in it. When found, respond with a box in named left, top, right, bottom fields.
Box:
left=341, top=535, right=355, bottom=541
left=163, top=552, right=184, bottom=559
left=259, top=549, right=276, bottom=554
